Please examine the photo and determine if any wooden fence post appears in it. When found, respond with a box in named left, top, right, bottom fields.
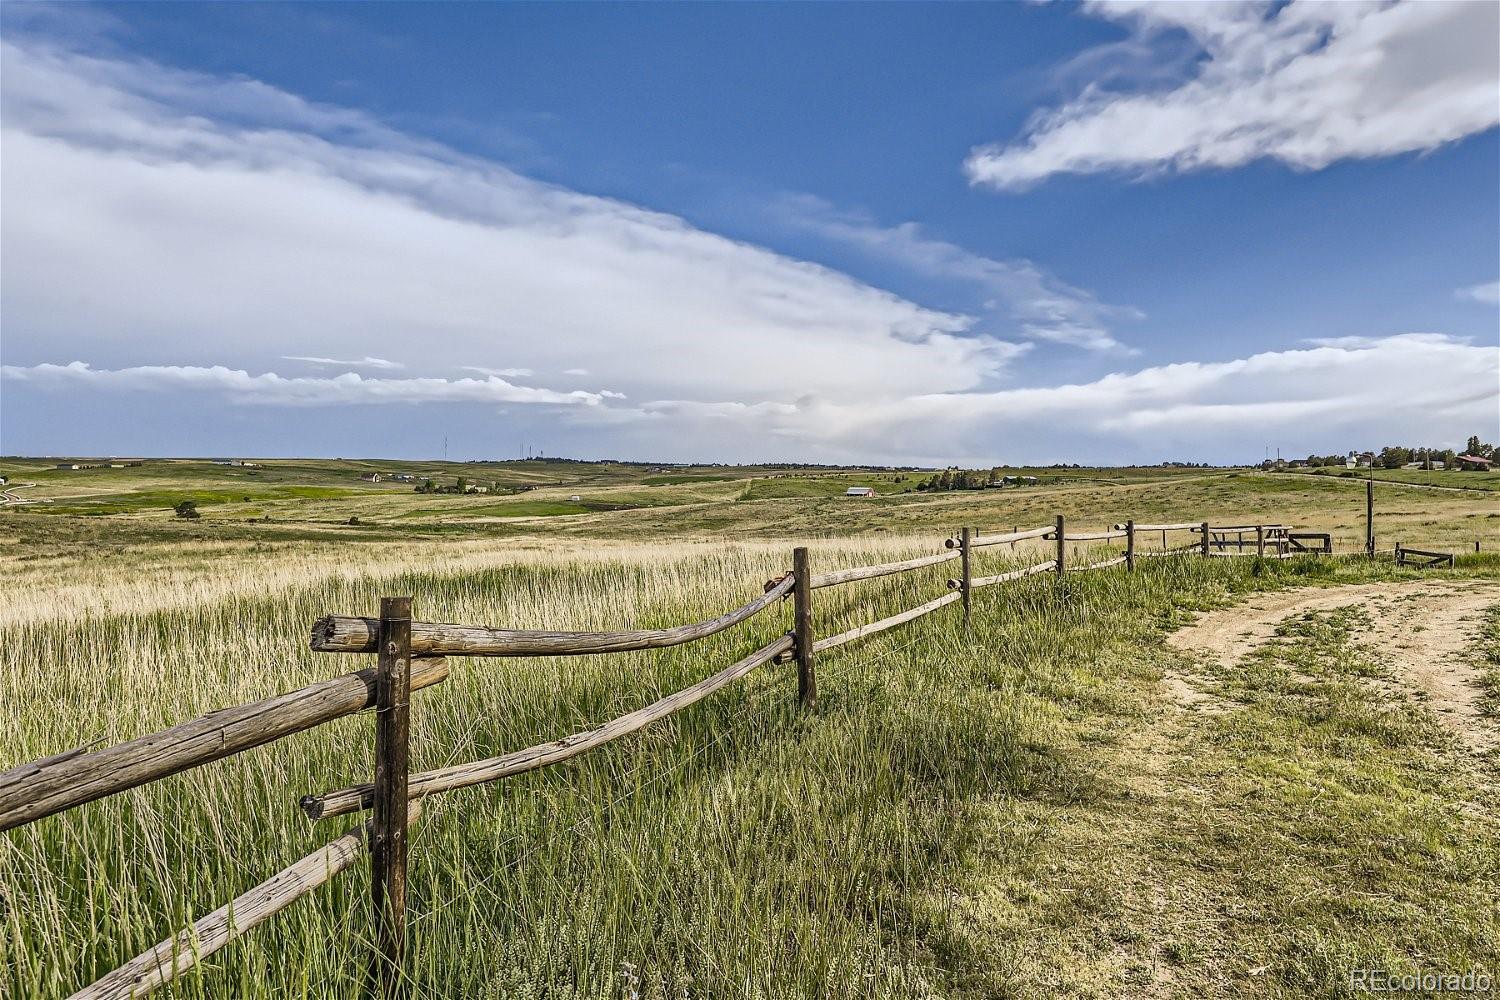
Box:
left=1054, top=515, right=1066, bottom=578
left=1366, top=479, right=1375, bottom=558
left=370, top=596, right=412, bottom=999
left=793, top=547, right=816, bottom=708
left=1256, top=525, right=1265, bottom=558
left=1125, top=519, right=1135, bottom=572
left=960, top=527, right=973, bottom=624
left=1200, top=521, right=1210, bottom=558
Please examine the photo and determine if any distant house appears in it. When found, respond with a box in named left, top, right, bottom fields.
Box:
left=359, top=472, right=383, bottom=482
left=55, top=462, right=83, bottom=470
left=845, top=486, right=876, bottom=498
left=230, top=460, right=259, bottom=468
left=568, top=495, right=582, bottom=502
left=1357, top=452, right=1375, bottom=468
left=0, top=476, right=8, bottom=485
left=1456, top=454, right=1492, bottom=471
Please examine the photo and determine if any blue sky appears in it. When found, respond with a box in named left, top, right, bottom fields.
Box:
left=2, top=0, right=1497, bottom=465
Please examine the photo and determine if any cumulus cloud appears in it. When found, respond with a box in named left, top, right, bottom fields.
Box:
left=967, top=0, right=1500, bottom=189
left=1457, top=280, right=1500, bottom=306
left=774, top=194, right=1139, bottom=353
left=0, top=361, right=613, bottom=407
left=283, top=355, right=404, bottom=370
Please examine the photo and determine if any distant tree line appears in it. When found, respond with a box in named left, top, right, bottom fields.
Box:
left=1291, top=436, right=1493, bottom=471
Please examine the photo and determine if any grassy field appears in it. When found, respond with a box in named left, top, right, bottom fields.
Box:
left=1278, top=466, right=1500, bottom=491
left=3, top=459, right=1498, bottom=997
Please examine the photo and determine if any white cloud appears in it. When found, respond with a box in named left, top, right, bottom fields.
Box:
left=572, top=334, right=1498, bottom=464
left=0, top=36, right=1012, bottom=420
left=3, top=33, right=1495, bottom=465
left=563, top=368, right=590, bottom=376
left=462, top=365, right=534, bottom=377
left=1457, top=280, right=1500, bottom=306
left=967, top=0, right=1500, bottom=189
left=775, top=194, right=1138, bottom=353
left=283, top=355, right=404, bottom=370
left=0, top=361, right=612, bottom=407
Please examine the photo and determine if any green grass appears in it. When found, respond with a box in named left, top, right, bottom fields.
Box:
left=1476, top=606, right=1500, bottom=719
left=5, top=548, right=1498, bottom=998
left=641, top=474, right=735, bottom=486
left=1286, top=467, right=1500, bottom=491
left=33, top=486, right=365, bottom=515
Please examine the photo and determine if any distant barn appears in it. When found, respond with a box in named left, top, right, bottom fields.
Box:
left=359, top=472, right=383, bottom=482
left=845, top=486, right=876, bottom=498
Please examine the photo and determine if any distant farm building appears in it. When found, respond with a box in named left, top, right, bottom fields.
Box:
left=359, top=472, right=383, bottom=482
left=568, top=495, right=582, bottom=502
left=1456, top=454, right=1493, bottom=471
left=390, top=474, right=416, bottom=482
left=845, top=486, right=876, bottom=498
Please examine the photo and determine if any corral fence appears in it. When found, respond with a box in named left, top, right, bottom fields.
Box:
left=0, top=513, right=1455, bottom=998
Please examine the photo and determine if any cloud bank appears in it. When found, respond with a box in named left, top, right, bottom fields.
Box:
left=8, top=334, right=1493, bottom=465
left=0, top=36, right=1011, bottom=412
left=2, top=28, right=1495, bottom=464
left=967, top=0, right=1500, bottom=189
left=1, top=361, right=617, bottom=407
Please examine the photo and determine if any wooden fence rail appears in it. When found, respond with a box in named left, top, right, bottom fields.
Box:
left=4, top=509, right=1428, bottom=998
left=1396, top=544, right=1455, bottom=569
left=311, top=574, right=795, bottom=656
left=0, top=658, right=450, bottom=832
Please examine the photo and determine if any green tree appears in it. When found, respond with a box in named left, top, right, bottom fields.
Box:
left=173, top=500, right=200, bottom=520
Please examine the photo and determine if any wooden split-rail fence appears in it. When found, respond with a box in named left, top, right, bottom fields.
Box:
left=1395, top=544, right=1456, bottom=569
left=0, top=514, right=1437, bottom=998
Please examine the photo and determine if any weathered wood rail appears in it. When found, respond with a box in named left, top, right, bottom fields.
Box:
left=1, top=509, right=1422, bottom=998
left=1396, top=544, right=1455, bottom=568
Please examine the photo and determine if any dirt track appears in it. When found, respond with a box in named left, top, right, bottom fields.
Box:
left=1168, top=580, right=1500, bottom=752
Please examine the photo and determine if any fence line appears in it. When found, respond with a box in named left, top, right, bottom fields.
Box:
left=0, top=506, right=1463, bottom=998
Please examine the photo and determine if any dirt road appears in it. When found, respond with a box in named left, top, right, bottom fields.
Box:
left=1168, top=579, right=1500, bottom=752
